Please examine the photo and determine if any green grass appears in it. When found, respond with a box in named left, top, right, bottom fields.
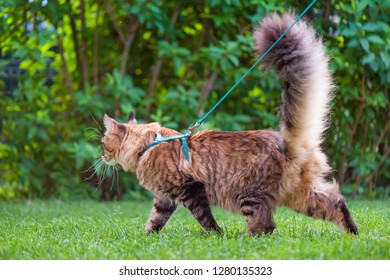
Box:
left=0, top=199, right=389, bottom=260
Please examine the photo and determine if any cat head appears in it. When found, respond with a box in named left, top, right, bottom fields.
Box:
left=328, top=193, right=358, bottom=235
left=101, top=114, right=131, bottom=166
left=306, top=183, right=358, bottom=235
left=101, top=112, right=160, bottom=172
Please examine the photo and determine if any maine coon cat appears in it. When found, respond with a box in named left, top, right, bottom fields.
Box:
left=100, top=12, right=358, bottom=235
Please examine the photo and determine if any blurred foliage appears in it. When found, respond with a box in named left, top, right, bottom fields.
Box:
left=0, top=0, right=389, bottom=200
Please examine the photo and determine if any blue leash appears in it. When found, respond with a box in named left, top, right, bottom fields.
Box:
left=146, top=0, right=318, bottom=161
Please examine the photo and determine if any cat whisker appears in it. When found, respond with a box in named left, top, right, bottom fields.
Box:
left=86, top=134, right=101, bottom=142
left=110, top=166, right=116, bottom=191
left=84, top=126, right=103, bottom=149
left=85, top=172, right=96, bottom=182
left=83, top=158, right=102, bottom=174
left=113, top=165, right=121, bottom=190
left=84, top=159, right=104, bottom=182
left=90, top=112, right=103, bottom=132
left=97, top=163, right=107, bottom=189
left=85, top=164, right=103, bottom=182
left=84, top=127, right=103, bottom=138
left=115, top=167, right=120, bottom=193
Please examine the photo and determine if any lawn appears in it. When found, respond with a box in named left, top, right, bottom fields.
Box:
left=0, top=199, right=389, bottom=260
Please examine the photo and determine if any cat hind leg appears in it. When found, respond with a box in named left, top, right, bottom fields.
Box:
left=238, top=190, right=277, bottom=235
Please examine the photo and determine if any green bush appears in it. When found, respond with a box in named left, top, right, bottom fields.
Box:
left=0, top=0, right=388, bottom=199
left=322, top=0, right=389, bottom=197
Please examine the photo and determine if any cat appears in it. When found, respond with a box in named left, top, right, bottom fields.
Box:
left=100, top=12, right=358, bottom=235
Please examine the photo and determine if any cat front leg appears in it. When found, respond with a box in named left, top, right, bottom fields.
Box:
left=177, top=181, right=222, bottom=233
left=145, top=197, right=177, bottom=234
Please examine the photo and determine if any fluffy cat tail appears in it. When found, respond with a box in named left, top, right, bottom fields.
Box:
left=253, top=12, right=333, bottom=147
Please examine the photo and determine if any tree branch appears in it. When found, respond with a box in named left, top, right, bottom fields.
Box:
left=0, top=10, right=31, bottom=45
left=104, top=0, right=125, bottom=43
left=80, top=0, right=90, bottom=89
left=93, top=0, right=102, bottom=89
left=119, top=18, right=139, bottom=76
left=198, top=72, right=217, bottom=116
left=145, top=3, right=180, bottom=118
left=322, top=0, right=331, bottom=29
left=366, top=147, right=390, bottom=186
left=57, top=34, right=74, bottom=99
left=373, top=110, right=390, bottom=153
left=66, top=0, right=82, bottom=87
left=338, top=75, right=366, bottom=184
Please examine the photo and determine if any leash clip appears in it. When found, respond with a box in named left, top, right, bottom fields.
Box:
left=186, top=121, right=200, bottom=137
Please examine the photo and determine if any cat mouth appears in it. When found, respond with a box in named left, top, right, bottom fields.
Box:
left=102, top=157, right=117, bottom=166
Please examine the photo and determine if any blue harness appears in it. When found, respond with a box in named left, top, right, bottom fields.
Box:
left=145, top=132, right=190, bottom=161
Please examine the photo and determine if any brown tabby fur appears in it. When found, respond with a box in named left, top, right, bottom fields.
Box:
left=101, top=12, right=358, bottom=235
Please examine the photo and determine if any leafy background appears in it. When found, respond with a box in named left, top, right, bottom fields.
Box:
left=0, top=0, right=389, bottom=200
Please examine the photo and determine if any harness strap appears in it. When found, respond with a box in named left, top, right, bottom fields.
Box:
left=181, top=136, right=189, bottom=160
left=145, top=133, right=190, bottom=161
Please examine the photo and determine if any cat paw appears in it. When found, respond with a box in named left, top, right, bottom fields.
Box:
left=144, top=225, right=162, bottom=234
left=205, top=224, right=223, bottom=234
left=248, top=226, right=275, bottom=236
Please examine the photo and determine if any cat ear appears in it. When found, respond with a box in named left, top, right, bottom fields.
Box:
left=104, top=114, right=118, bottom=131
left=127, top=111, right=137, bottom=124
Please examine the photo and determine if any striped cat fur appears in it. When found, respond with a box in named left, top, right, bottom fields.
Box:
left=101, top=12, right=358, bottom=235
